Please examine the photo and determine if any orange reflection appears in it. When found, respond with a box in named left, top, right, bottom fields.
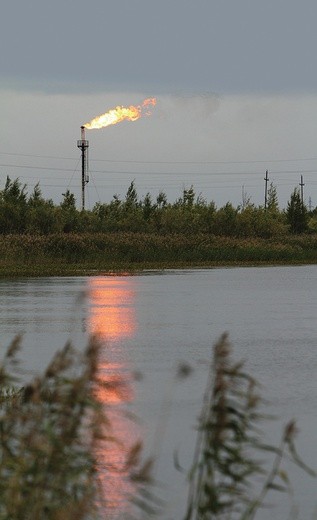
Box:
left=88, top=277, right=139, bottom=518
left=89, top=277, right=136, bottom=341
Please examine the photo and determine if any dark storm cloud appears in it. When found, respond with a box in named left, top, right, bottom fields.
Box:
left=1, top=0, right=317, bottom=94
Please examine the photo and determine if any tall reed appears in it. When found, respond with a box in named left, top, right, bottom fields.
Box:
left=0, top=336, right=156, bottom=520
left=184, top=333, right=315, bottom=520
left=0, top=334, right=314, bottom=519
left=1, top=233, right=317, bottom=275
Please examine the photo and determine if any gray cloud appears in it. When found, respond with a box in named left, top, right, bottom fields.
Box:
left=1, top=0, right=317, bottom=94
left=1, top=1, right=317, bottom=211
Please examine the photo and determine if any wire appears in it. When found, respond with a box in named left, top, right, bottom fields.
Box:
left=1, top=162, right=316, bottom=177
left=0, top=163, right=78, bottom=172
left=66, top=158, right=81, bottom=190
left=1, top=150, right=317, bottom=165
left=89, top=171, right=101, bottom=202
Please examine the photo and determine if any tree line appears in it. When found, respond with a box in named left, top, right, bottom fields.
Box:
left=0, top=176, right=315, bottom=237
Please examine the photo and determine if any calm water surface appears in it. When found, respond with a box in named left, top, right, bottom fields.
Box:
left=0, top=266, right=316, bottom=519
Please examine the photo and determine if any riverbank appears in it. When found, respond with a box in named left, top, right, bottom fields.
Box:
left=0, top=232, right=317, bottom=277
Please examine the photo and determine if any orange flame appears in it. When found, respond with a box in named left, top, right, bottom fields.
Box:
left=84, top=97, right=157, bottom=130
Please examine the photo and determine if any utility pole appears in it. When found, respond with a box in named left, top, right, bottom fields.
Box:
left=264, top=170, right=269, bottom=210
left=309, top=196, right=312, bottom=212
left=299, top=174, right=305, bottom=206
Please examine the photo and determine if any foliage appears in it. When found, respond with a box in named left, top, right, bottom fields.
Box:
left=286, top=187, right=309, bottom=234
left=1, top=232, right=317, bottom=276
left=0, top=177, right=28, bottom=234
left=185, top=334, right=315, bottom=520
left=266, top=182, right=279, bottom=213
left=125, top=180, right=139, bottom=209
left=0, top=336, right=155, bottom=520
left=0, top=176, right=314, bottom=238
left=0, top=336, right=102, bottom=519
left=0, top=332, right=315, bottom=518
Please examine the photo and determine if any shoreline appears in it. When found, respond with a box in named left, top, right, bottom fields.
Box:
left=1, top=259, right=316, bottom=278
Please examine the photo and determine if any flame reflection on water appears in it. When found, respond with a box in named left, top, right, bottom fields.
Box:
left=88, top=277, right=136, bottom=341
left=88, top=276, right=139, bottom=518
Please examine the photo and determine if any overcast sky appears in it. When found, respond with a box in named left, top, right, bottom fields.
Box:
left=1, top=0, right=317, bottom=209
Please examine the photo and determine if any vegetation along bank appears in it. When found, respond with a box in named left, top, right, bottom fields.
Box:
left=1, top=177, right=317, bottom=276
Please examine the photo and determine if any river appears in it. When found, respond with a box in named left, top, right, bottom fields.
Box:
left=0, top=266, right=316, bottom=519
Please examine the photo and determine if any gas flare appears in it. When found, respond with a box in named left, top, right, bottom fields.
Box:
left=84, top=97, right=156, bottom=130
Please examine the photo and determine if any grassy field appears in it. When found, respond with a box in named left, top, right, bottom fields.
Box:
left=1, top=232, right=317, bottom=277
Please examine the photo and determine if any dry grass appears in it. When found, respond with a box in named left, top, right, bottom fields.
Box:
left=1, top=232, right=317, bottom=277
left=0, top=336, right=156, bottom=520
left=184, top=334, right=316, bottom=520
left=0, top=333, right=315, bottom=519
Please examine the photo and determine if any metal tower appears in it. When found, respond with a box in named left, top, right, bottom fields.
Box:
left=77, top=126, right=89, bottom=211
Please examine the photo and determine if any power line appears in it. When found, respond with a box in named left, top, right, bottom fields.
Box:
left=0, top=162, right=316, bottom=177
left=1, top=150, right=317, bottom=166
left=0, top=152, right=77, bottom=161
